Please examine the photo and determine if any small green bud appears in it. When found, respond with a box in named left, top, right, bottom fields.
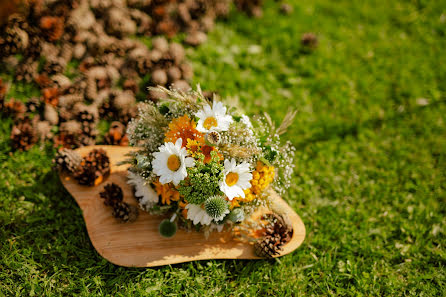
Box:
left=159, top=219, right=177, bottom=238
left=227, top=208, right=245, bottom=223
left=204, top=196, right=229, bottom=221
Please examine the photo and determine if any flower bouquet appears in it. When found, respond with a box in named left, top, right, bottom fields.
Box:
left=126, top=86, right=297, bottom=239
left=57, top=86, right=305, bottom=266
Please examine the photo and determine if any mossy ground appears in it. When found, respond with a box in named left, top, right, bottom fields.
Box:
left=1, top=0, right=445, bottom=295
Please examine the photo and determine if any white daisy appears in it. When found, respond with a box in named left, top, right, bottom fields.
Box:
left=219, top=158, right=252, bottom=200
left=195, top=101, right=233, bottom=133
left=127, top=171, right=158, bottom=210
left=185, top=204, right=213, bottom=225
left=152, top=138, right=195, bottom=186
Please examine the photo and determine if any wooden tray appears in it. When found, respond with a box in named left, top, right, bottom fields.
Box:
left=60, top=145, right=306, bottom=267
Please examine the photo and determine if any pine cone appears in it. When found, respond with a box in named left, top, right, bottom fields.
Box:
left=301, top=33, right=318, bottom=50
left=3, top=99, right=26, bottom=120
left=59, top=42, right=73, bottom=64
left=123, top=78, right=139, bottom=95
left=26, top=97, right=43, bottom=113
left=74, top=149, right=110, bottom=186
left=0, top=25, right=29, bottom=57
left=76, top=108, right=98, bottom=143
left=10, top=117, right=38, bottom=151
left=15, top=58, right=38, bottom=83
left=42, top=87, right=59, bottom=106
left=112, top=202, right=139, bottom=223
left=99, top=183, right=123, bottom=207
left=263, top=213, right=293, bottom=243
left=99, top=182, right=138, bottom=222
left=104, top=121, right=129, bottom=146
left=254, top=233, right=282, bottom=258
left=35, top=73, right=53, bottom=89
left=39, top=16, right=64, bottom=42
left=235, top=0, right=264, bottom=18
left=53, top=133, right=78, bottom=149
left=254, top=213, right=294, bottom=258
left=53, top=148, right=82, bottom=173
left=25, top=30, right=42, bottom=59
left=43, top=56, right=67, bottom=76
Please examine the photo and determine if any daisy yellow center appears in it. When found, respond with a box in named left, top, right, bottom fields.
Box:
left=225, top=172, right=239, bottom=187
left=167, top=154, right=181, bottom=171
left=203, top=117, right=218, bottom=130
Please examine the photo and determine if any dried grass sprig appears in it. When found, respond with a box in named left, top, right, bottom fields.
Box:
left=263, top=109, right=297, bottom=137
left=148, top=85, right=210, bottom=111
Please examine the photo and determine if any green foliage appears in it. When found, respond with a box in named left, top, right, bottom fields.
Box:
left=178, top=152, right=224, bottom=204
left=204, top=196, right=229, bottom=220
left=261, top=145, right=278, bottom=163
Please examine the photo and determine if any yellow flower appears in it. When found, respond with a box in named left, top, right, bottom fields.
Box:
left=230, top=161, right=275, bottom=208
left=165, top=115, right=204, bottom=147
left=186, top=139, right=201, bottom=157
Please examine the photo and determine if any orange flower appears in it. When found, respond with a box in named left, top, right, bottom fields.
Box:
left=153, top=180, right=180, bottom=205
left=186, top=139, right=222, bottom=164
left=165, top=115, right=204, bottom=146
left=178, top=200, right=188, bottom=218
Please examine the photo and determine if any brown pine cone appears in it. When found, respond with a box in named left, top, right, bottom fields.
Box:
left=254, top=213, right=294, bottom=258
left=301, top=33, right=318, bottom=50
left=254, top=233, right=282, bottom=258
left=112, top=202, right=139, bottom=223
left=10, top=117, right=38, bottom=151
left=3, top=99, right=26, bottom=120
left=123, top=79, right=139, bottom=95
left=35, top=73, right=53, bottom=89
left=104, top=121, right=129, bottom=146
left=74, top=148, right=110, bottom=186
left=39, top=16, right=64, bottom=42
left=53, top=133, right=78, bottom=149
left=235, top=0, right=264, bottom=18
left=0, top=25, right=29, bottom=57
left=25, top=30, right=42, bottom=59
left=15, top=58, right=38, bottom=83
left=99, top=183, right=123, bottom=207
left=42, top=87, right=59, bottom=106
left=53, top=148, right=82, bottom=173
left=43, top=56, right=67, bottom=76
left=26, top=97, right=42, bottom=113
left=263, top=213, right=293, bottom=244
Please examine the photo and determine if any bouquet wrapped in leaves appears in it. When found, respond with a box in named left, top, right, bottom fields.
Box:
left=126, top=86, right=296, bottom=237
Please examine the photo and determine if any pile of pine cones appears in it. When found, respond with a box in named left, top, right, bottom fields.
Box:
left=254, top=213, right=293, bottom=258
left=0, top=0, right=291, bottom=151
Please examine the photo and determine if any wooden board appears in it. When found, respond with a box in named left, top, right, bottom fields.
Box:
left=60, top=145, right=306, bottom=267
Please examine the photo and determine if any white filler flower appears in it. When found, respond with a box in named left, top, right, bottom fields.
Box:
left=219, top=158, right=252, bottom=200
left=152, top=138, right=195, bottom=186
left=127, top=171, right=159, bottom=210
left=186, top=204, right=213, bottom=225
left=195, top=101, right=233, bottom=133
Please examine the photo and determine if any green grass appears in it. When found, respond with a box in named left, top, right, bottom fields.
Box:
left=1, top=0, right=446, bottom=295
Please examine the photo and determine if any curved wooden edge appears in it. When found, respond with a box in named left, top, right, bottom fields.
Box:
left=60, top=145, right=306, bottom=267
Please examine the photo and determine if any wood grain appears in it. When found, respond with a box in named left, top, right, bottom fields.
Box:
left=60, top=145, right=306, bottom=267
